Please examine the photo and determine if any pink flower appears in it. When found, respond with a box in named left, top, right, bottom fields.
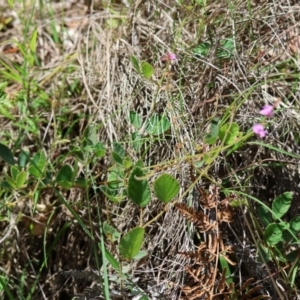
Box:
left=161, top=52, right=177, bottom=62
left=260, top=105, right=274, bottom=117
left=253, top=124, right=268, bottom=138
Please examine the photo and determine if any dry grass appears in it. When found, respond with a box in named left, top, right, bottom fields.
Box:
left=1, top=0, right=300, bottom=299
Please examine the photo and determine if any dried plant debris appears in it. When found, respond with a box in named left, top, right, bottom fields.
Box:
left=176, top=185, right=271, bottom=300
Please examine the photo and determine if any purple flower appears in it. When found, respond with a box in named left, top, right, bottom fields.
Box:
left=260, top=105, right=274, bottom=117
left=161, top=52, right=177, bottom=62
left=253, top=124, right=268, bottom=138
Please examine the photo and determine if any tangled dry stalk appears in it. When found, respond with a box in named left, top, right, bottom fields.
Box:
left=1, top=0, right=300, bottom=299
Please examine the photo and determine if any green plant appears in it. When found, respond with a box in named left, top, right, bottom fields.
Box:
left=257, top=192, right=300, bottom=285
left=1, top=0, right=300, bottom=298
left=131, top=55, right=154, bottom=79
left=98, top=142, right=180, bottom=295
left=193, top=38, right=235, bottom=59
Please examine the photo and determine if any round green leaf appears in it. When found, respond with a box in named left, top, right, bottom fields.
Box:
left=93, top=142, right=106, bottom=158
left=141, top=61, right=154, bottom=79
left=204, top=118, right=220, bottom=144
left=119, top=227, right=145, bottom=260
left=107, top=168, right=124, bottom=189
left=127, top=167, right=150, bottom=207
left=290, top=216, right=300, bottom=233
left=29, top=151, right=47, bottom=178
left=154, top=174, right=180, bottom=203
left=129, top=111, right=142, bottom=129
left=264, top=223, right=284, bottom=246
left=16, top=171, right=27, bottom=188
left=103, top=221, right=120, bottom=242
left=0, top=142, right=14, bottom=165
left=258, top=206, right=272, bottom=227
left=112, top=151, right=123, bottom=165
left=123, top=156, right=133, bottom=169
left=56, top=165, right=73, bottom=182
left=219, top=122, right=239, bottom=145
left=146, top=114, right=171, bottom=135
left=217, top=38, right=234, bottom=59
left=272, top=192, right=293, bottom=220
left=193, top=42, right=210, bottom=56
left=113, top=142, right=125, bottom=159
left=56, top=165, right=74, bottom=189
left=100, top=185, right=124, bottom=203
